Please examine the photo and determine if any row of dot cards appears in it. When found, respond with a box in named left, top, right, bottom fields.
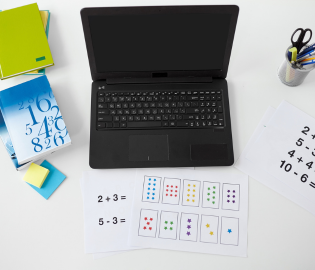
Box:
left=142, top=176, right=240, bottom=211
left=130, top=168, right=248, bottom=257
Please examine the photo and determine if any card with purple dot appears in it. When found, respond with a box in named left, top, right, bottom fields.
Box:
left=222, top=184, right=240, bottom=211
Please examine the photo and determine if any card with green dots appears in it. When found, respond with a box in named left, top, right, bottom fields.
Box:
left=158, top=211, right=178, bottom=240
left=202, top=182, right=220, bottom=208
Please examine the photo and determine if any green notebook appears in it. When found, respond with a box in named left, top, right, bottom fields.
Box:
left=0, top=3, right=54, bottom=80
left=24, top=10, right=51, bottom=76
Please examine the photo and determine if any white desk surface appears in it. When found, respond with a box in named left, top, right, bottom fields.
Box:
left=1, top=0, right=315, bottom=269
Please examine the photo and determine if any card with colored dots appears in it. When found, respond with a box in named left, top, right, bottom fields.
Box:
left=222, top=184, right=240, bottom=211
left=162, top=178, right=181, bottom=205
left=158, top=211, right=179, bottom=239
left=202, top=182, right=220, bottom=208
left=142, top=176, right=161, bottom=203
left=179, top=213, right=199, bottom=242
left=182, top=180, right=201, bottom=207
left=130, top=168, right=248, bottom=257
left=200, top=215, right=219, bottom=243
left=138, top=209, right=158, bottom=237
left=220, top=217, right=239, bottom=246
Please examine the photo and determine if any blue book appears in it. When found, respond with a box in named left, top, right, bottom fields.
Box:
left=0, top=76, right=71, bottom=165
left=0, top=109, right=30, bottom=170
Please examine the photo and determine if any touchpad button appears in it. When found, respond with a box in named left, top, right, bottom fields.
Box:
left=190, top=144, right=228, bottom=160
left=129, top=135, right=169, bottom=161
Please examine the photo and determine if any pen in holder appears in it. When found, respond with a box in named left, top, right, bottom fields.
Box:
left=278, top=46, right=315, bottom=86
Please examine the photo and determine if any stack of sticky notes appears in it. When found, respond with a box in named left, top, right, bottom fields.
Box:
left=23, top=160, right=66, bottom=199
left=23, top=163, right=49, bottom=188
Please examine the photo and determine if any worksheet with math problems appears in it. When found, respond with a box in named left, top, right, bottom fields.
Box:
left=247, top=101, right=315, bottom=205
left=82, top=170, right=143, bottom=253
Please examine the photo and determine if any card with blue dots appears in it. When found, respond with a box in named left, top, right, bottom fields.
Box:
left=142, top=176, right=161, bottom=203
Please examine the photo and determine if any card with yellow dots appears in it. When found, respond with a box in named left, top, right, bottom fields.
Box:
left=182, top=180, right=201, bottom=206
left=200, top=215, right=219, bottom=243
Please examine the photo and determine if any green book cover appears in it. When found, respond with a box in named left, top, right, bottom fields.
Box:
left=24, top=10, right=51, bottom=76
left=0, top=3, right=54, bottom=80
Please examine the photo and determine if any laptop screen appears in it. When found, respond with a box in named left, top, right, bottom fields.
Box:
left=88, top=13, right=231, bottom=73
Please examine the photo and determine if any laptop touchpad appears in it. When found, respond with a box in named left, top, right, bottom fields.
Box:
left=129, top=135, right=169, bottom=161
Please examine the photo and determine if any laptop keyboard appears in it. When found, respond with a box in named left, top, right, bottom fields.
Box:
left=97, top=90, right=224, bottom=130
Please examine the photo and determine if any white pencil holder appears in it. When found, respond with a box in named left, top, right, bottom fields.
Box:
left=277, top=46, right=315, bottom=86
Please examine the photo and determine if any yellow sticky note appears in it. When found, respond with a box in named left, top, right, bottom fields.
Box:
left=23, top=163, right=49, bottom=188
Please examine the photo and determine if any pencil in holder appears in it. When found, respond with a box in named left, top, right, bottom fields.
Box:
left=277, top=46, right=315, bottom=86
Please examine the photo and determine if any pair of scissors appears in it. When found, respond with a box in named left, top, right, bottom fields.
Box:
left=291, top=28, right=312, bottom=53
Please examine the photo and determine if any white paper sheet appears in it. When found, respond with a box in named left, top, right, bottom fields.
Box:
left=246, top=101, right=315, bottom=205
left=79, top=177, right=126, bottom=258
left=234, top=106, right=315, bottom=216
left=129, top=168, right=248, bottom=257
left=82, top=170, right=143, bottom=253
left=81, top=167, right=194, bottom=258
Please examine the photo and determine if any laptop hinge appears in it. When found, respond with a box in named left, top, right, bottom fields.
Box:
left=106, top=76, right=213, bottom=85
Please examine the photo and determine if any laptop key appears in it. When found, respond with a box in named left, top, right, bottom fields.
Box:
left=98, top=104, right=106, bottom=109
left=98, top=109, right=110, bottom=114
left=97, top=122, right=105, bottom=128
left=186, top=108, right=199, bottom=114
left=98, top=116, right=113, bottom=122
left=177, top=121, right=189, bottom=127
left=127, top=121, right=161, bottom=128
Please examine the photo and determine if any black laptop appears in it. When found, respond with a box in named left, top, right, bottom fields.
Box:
left=80, top=5, right=239, bottom=169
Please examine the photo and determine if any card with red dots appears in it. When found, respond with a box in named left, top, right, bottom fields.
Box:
left=138, top=209, right=158, bottom=237
left=130, top=168, right=248, bottom=257
left=162, top=178, right=181, bottom=205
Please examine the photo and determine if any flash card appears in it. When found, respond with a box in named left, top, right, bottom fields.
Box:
left=179, top=213, right=199, bottom=241
left=162, top=178, right=180, bottom=205
left=138, top=209, right=158, bottom=237
left=246, top=101, right=315, bottom=205
left=158, top=211, right=179, bottom=240
left=202, top=182, right=220, bottom=208
left=222, top=184, right=240, bottom=211
left=129, top=168, right=248, bottom=257
left=182, top=180, right=201, bottom=207
left=200, top=215, right=219, bottom=244
left=220, top=217, right=239, bottom=246
left=142, top=176, right=162, bottom=203
left=82, top=170, right=143, bottom=253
